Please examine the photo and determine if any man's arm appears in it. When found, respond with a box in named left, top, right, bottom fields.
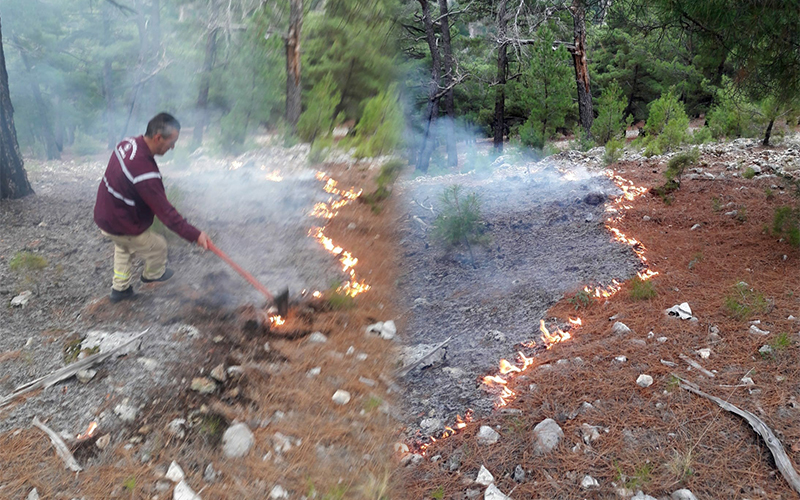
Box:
left=136, top=179, right=202, bottom=243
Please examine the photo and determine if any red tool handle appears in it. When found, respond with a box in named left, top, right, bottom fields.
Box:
left=208, top=241, right=275, bottom=302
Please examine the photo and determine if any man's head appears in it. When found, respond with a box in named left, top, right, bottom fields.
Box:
left=144, top=113, right=181, bottom=155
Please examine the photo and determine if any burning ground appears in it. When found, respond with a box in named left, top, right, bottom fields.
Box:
left=398, top=138, right=800, bottom=499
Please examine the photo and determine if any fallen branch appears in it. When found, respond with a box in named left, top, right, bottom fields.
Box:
left=396, top=336, right=453, bottom=377
left=0, top=329, right=149, bottom=408
left=680, top=382, right=800, bottom=494
left=31, top=416, right=83, bottom=472
left=679, top=353, right=715, bottom=378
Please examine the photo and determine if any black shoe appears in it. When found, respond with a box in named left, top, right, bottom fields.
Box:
left=141, top=268, right=174, bottom=283
left=110, top=287, right=135, bottom=303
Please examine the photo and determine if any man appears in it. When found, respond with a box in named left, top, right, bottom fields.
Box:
left=94, top=112, right=211, bottom=303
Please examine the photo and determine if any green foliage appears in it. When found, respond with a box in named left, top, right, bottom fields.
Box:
left=614, top=461, right=653, bottom=491
left=592, top=82, right=632, bottom=145
left=361, top=159, right=405, bottom=213
left=691, top=126, right=713, bottom=144
left=568, top=290, right=592, bottom=310
left=351, top=84, right=404, bottom=158
left=642, top=89, right=690, bottom=155
left=705, top=78, right=761, bottom=139
left=665, top=148, right=699, bottom=183
left=764, top=187, right=775, bottom=200
left=770, top=332, right=792, bottom=352
left=668, top=449, right=695, bottom=482
left=629, top=277, right=657, bottom=300
left=9, top=251, right=48, bottom=272
left=431, top=486, right=445, bottom=500
left=326, top=281, right=356, bottom=310
left=297, top=74, right=342, bottom=144
left=688, top=252, right=703, bottom=270
left=431, top=185, right=490, bottom=269
left=123, top=476, right=136, bottom=492
left=603, top=137, right=625, bottom=166
left=363, top=396, right=383, bottom=412
left=711, top=197, right=722, bottom=212
left=724, top=282, right=770, bottom=320
left=773, top=206, right=800, bottom=246
left=735, top=205, right=748, bottom=223
left=517, top=118, right=545, bottom=151
left=742, top=167, right=757, bottom=179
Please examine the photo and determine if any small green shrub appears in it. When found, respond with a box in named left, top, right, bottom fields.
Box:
left=568, top=289, right=592, bottom=310
left=770, top=332, right=792, bottom=352
left=518, top=118, right=545, bottom=151
left=352, top=84, right=404, bottom=158
left=298, top=74, right=341, bottom=144
left=691, top=127, right=713, bottom=144
left=570, top=128, right=594, bottom=152
left=123, top=476, right=137, bottom=492
left=736, top=205, right=748, bottom=222
left=431, top=486, right=445, bottom=500
left=765, top=187, right=775, bottom=200
left=592, top=81, right=632, bottom=145
left=665, top=149, right=699, bottom=183
left=431, top=185, right=490, bottom=269
left=724, top=282, right=770, bottom=320
left=629, top=277, right=657, bottom=300
left=773, top=206, right=800, bottom=246
left=363, top=396, right=383, bottom=412
left=688, top=252, right=703, bottom=270
left=361, top=159, right=405, bottom=213
left=711, top=197, right=722, bottom=212
left=9, top=251, right=48, bottom=272
left=603, top=137, right=625, bottom=166
left=327, top=290, right=355, bottom=310
left=641, top=89, right=690, bottom=154
left=742, top=167, right=757, bottom=179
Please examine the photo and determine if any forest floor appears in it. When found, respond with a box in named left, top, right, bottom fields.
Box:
left=3, top=134, right=800, bottom=500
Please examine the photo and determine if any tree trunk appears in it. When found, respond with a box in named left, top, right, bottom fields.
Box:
left=15, top=45, right=60, bottom=160
left=192, top=28, right=217, bottom=150
left=438, top=0, right=457, bottom=168
left=0, top=18, right=33, bottom=200
left=285, top=0, right=303, bottom=133
left=493, top=0, right=508, bottom=152
left=570, top=0, right=593, bottom=137
left=416, top=0, right=441, bottom=173
left=102, top=5, right=116, bottom=149
left=763, top=118, right=775, bottom=146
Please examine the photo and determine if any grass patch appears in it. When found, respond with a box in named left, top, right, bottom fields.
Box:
left=742, top=167, right=757, bottom=179
left=431, top=185, right=490, bottom=269
left=688, top=252, right=703, bottom=270
left=629, top=277, right=657, bottom=300
left=668, top=449, right=695, bottom=483
left=765, top=186, right=775, bottom=200
left=769, top=332, right=792, bottom=352
left=9, top=251, right=48, bottom=272
left=711, top=197, right=722, bottom=212
left=773, top=206, right=800, bottom=246
left=735, top=205, right=748, bottom=222
left=614, top=461, right=653, bottom=491
left=723, top=282, right=770, bottom=320
left=363, top=396, right=383, bottom=412
left=123, top=476, right=137, bottom=492
left=327, top=290, right=355, bottom=310
left=431, top=486, right=445, bottom=500
left=569, top=289, right=593, bottom=310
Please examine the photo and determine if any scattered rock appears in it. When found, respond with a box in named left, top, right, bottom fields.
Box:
left=696, top=348, right=711, bottom=359
left=665, top=303, right=693, bottom=320
left=612, top=322, right=632, bottom=335
left=636, top=374, right=654, bottom=388
left=137, top=357, right=159, bottom=371
left=759, top=345, right=773, bottom=356
left=750, top=324, right=770, bottom=335
left=581, top=423, right=601, bottom=444
left=27, top=488, right=39, bottom=500
left=273, top=432, right=302, bottom=454
left=476, top=425, right=500, bottom=445
left=671, top=489, right=698, bottom=500
left=155, top=480, right=171, bottom=492
left=210, top=364, right=226, bottom=382
left=191, top=377, right=217, bottom=394
left=642, top=215, right=651, bottom=221
left=82, top=330, right=142, bottom=356
left=402, top=343, right=445, bottom=371
left=166, top=461, right=185, bottom=482
left=484, top=484, right=511, bottom=500
left=307, top=367, right=321, bottom=378
left=167, top=419, right=187, bottom=439
left=631, top=491, right=658, bottom=500
left=96, top=434, right=111, bottom=450
left=222, top=422, right=255, bottom=458
left=11, top=291, right=33, bottom=308
left=269, top=485, right=289, bottom=499
left=380, top=320, right=397, bottom=340
left=308, top=331, right=328, bottom=343
left=226, top=365, right=244, bottom=377
left=741, top=376, right=755, bottom=385
left=114, top=403, right=138, bottom=423
left=476, top=465, right=494, bottom=486
left=581, top=475, right=599, bottom=489
left=613, top=355, right=627, bottom=363
left=420, top=418, right=443, bottom=434
left=76, top=369, right=97, bottom=383
left=584, top=192, right=605, bottom=205
left=203, top=463, right=217, bottom=483
left=332, top=389, right=351, bottom=405
left=173, top=480, right=201, bottom=500
left=513, top=465, right=525, bottom=482
left=358, top=376, right=376, bottom=387
left=532, top=418, right=563, bottom=455
left=690, top=224, right=701, bottom=230
left=174, top=324, right=200, bottom=338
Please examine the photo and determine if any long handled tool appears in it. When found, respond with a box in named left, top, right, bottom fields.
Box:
left=207, top=241, right=289, bottom=316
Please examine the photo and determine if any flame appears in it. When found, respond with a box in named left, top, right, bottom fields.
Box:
left=568, top=317, right=582, bottom=326
left=77, top=421, right=98, bottom=440
left=498, top=359, right=521, bottom=375
left=229, top=161, right=244, bottom=170
left=270, top=315, right=285, bottom=326
left=265, top=170, right=283, bottom=182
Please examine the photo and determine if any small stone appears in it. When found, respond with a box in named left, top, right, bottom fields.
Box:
left=380, top=320, right=397, bottom=340
left=613, top=355, right=627, bottom=363
left=642, top=215, right=651, bottom=221
left=212, top=335, right=224, bottom=343
left=27, top=488, right=39, bottom=500
left=476, top=425, right=500, bottom=445
left=308, top=331, right=328, bottom=343
left=484, top=483, right=511, bottom=500
left=657, top=337, right=668, bottom=343
left=690, top=224, right=701, bottom=230
left=96, top=434, right=111, bottom=450
left=420, top=418, right=443, bottom=434
left=671, top=489, right=698, bottom=500
left=203, top=463, right=217, bottom=483
left=358, top=376, right=376, bottom=387
left=741, top=376, right=755, bottom=385
left=173, top=480, right=201, bottom=500
left=581, top=475, right=599, bottom=489
left=167, top=419, right=187, bottom=439
left=696, top=348, right=711, bottom=359
left=631, top=491, right=658, bottom=500
left=365, top=322, right=384, bottom=335
left=226, top=366, right=244, bottom=377
left=191, top=377, right=217, bottom=394
left=581, top=423, right=600, bottom=444
left=759, top=345, right=773, bottom=355
left=166, top=461, right=185, bottom=482
left=750, top=324, right=770, bottom=335
left=114, top=404, right=138, bottom=423
left=137, top=357, right=159, bottom=371
left=346, top=346, right=355, bottom=355
left=210, top=364, right=226, bottom=382
left=612, top=322, right=632, bottom=335
left=222, top=422, right=255, bottom=458
left=332, top=389, right=351, bottom=405
left=307, top=367, right=321, bottom=378
left=269, top=485, right=289, bottom=499
left=532, top=418, right=563, bottom=455
left=155, top=480, right=172, bottom=492
left=11, top=291, right=33, bottom=308
left=636, top=374, right=654, bottom=387
left=76, top=369, right=97, bottom=383
left=513, top=465, right=525, bottom=482
left=356, top=353, right=368, bottom=361
left=475, top=465, right=494, bottom=486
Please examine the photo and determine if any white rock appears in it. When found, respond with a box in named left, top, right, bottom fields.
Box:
left=273, top=432, right=301, bottom=453
left=759, top=345, right=773, bottom=355
left=636, top=374, right=654, bottom=388
left=174, top=324, right=200, bottom=338
left=269, top=485, right=289, bottom=499
left=690, top=224, right=701, bottom=230
left=671, top=489, right=698, bottom=500
left=696, top=348, right=711, bottom=359
left=137, top=357, right=159, bottom=371
left=96, top=434, right=111, bottom=450
left=365, top=322, right=384, bottom=335
left=532, top=418, right=563, bottom=455
left=750, top=324, right=770, bottom=335
left=476, top=425, right=500, bottom=445
left=741, top=376, right=755, bottom=385
left=308, top=331, right=328, bottom=343
left=613, top=355, right=627, bottom=363
left=222, top=423, right=255, bottom=458
left=82, top=330, right=142, bottom=356
left=380, top=320, right=397, bottom=340
left=210, top=364, right=226, bottom=382
left=420, top=418, right=442, bottom=433
left=27, top=488, right=39, bottom=500
left=11, top=291, right=33, bottom=307
left=581, top=423, right=600, bottom=444
left=665, top=303, right=693, bottom=320
left=114, top=403, right=138, bottom=423
left=307, top=366, right=321, bottom=377
left=475, top=465, right=494, bottom=486
left=203, top=463, right=217, bottom=483
left=226, top=365, right=244, bottom=377
left=581, top=475, right=599, bottom=489
left=173, top=480, right=201, bottom=500
left=332, top=389, right=351, bottom=405
left=76, top=369, right=97, bottom=383
left=631, top=492, right=658, bottom=500
left=167, top=419, right=187, bottom=439
left=484, top=483, right=511, bottom=500
left=612, top=322, right=632, bottom=335
left=166, top=461, right=185, bottom=482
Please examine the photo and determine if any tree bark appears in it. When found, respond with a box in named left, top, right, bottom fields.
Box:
left=438, top=0, right=457, bottom=168
left=570, top=0, right=593, bottom=137
left=15, top=43, right=60, bottom=160
left=416, top=0, right=441, bottom=173
left=0, top=18, right=33, bottom=200
left=192, top=28, right=217, bottom=150
left=492, top=0, right=508, bottom=152
left=763, top=118, right=774, bottom=146
left=285, top=0, right=303, bottom=133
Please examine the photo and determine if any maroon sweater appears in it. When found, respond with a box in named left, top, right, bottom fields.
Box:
left=94, top=135, right=201, bottom=243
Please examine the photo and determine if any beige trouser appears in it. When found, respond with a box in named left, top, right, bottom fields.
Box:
left=101, top=229, right=167, bottom=291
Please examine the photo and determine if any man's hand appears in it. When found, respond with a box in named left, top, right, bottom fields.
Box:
left=197, top=231, right=212, bottom=251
